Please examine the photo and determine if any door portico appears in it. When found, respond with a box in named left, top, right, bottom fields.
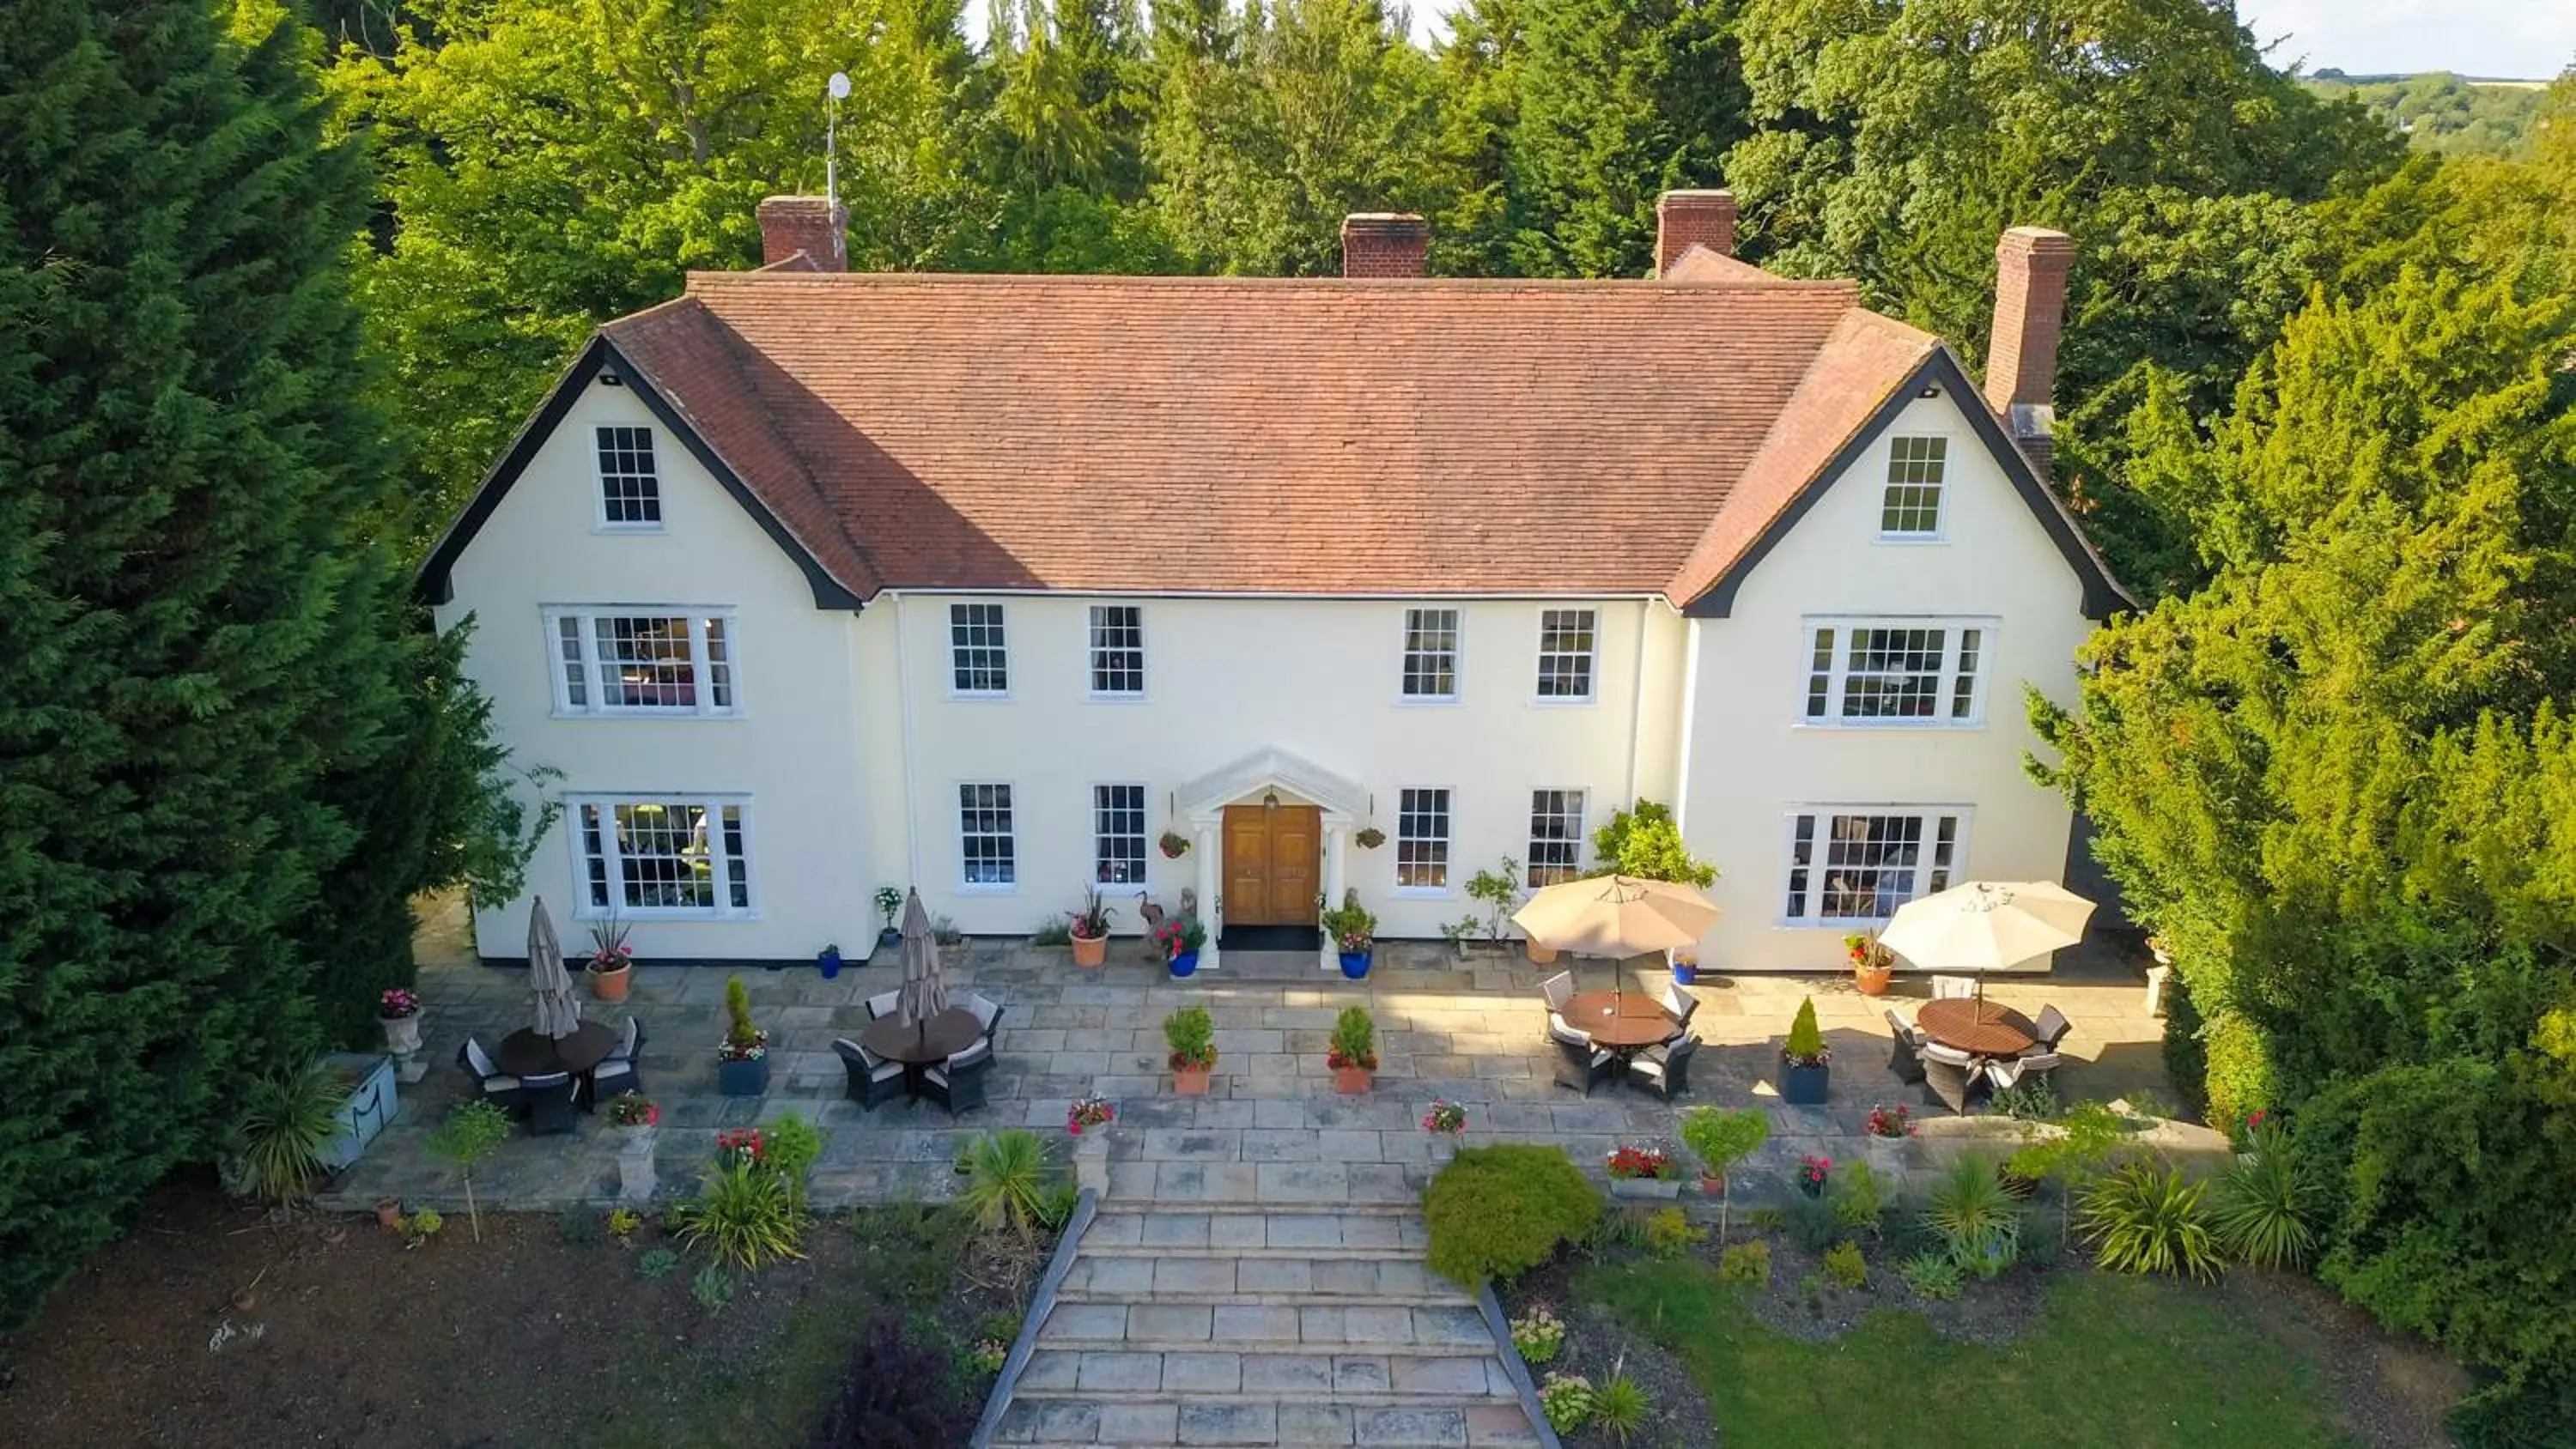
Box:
left=1176, top=747, right=1370, bottom=973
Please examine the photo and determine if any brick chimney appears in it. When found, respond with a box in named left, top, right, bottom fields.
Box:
left=1984, top=226, right=2075, bottom=475
left=1656, top=190, right=1737, bottom=276
left=757, top=196, right=848, bottom=271
left=1341, top=214, right=1430, bottom=278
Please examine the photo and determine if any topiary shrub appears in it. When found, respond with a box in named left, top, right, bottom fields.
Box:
left=1424, top=1143, right=1602, bottom=1289
left=1783, top=998, right=1827, bottom=1064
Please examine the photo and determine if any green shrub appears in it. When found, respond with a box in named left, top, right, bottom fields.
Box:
left=959, top=1130, right=1054, bottom=1239
left=1589, top=799, right=1716, bottom=886
left=2209, top=1127, right=2318, bottom=1270
left=1783, top=997, right=1826, bottom=1063
left=1539, top=1373, right=1595, bottom=1434
left=1822, top=1240, right=1868, bottom=1289
left=1327, top=1006, right=1377, bottom=1069
left=1677, top=1105, right=1768, bottom=1238
left=678, top=1159, right=805, bottom=1270
left=400, top=1208, right=443, bottom=1248
left=1991, top=1077, right=2063, bottom=1122
left=1716, top=1239, right=1770, bottom=1287
left=556, top=1206, right=602, bottom=1244
left=1590, top=1204, right=1651, bottom=1252
left=1926, top=1155, right=2020, bottom=1277
left=1744, top=1205, right=1787, bottom=1230
left=1423, top=1145, right=1602, bottom=1288
left=2081, top=1160, right=2223, bottom=1282
left=813, top=1318, right=979, bottom=1447
left=1643, top=1206, right=1704, bottom=1258
left=230, top=1059, right=346, bottom=1203
left=723, top=975, right=762, bottom=1053
left=691, top=1261, right=736, bottom=1313
left=1029, top=918, right=1072, bottom=947
left=1832, top=1161, right=1885, bottom=1234
left=1899, top=1251, right=1964, bottom=1301
left=1784, top=1192, right=1841, bottom=1252
left=638, top=1247, right=679, bottom=1279
left=1592, top=1373, right=1649, bottom=1444
left=764, top=1112, right=825, bottom=1211
left=1163, top=1005, right=1216, bottom=1070
left=1033, top=1178, right=1080, bottom=1234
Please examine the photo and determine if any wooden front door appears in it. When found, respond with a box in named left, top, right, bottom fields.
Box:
left=1223, top=804, right=1321, bottom=926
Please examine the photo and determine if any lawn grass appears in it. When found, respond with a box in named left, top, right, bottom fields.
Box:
left=1581, top=1258, right=2356, bottom=1449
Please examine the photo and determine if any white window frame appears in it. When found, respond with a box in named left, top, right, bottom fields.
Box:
left=1533, top=608, right=1599, bottom=705
left=1778, top=805, right=1971, bottom=926
left=1526, top=788, right=1588, bottom=886
left=593, top=424, right=665, bottom=532
left=1086, top=604, right=1146, bottom=700
left=1091, top=782, right=1149, bottom=887
left=949, top=603, right=1010, bottom=699
left=1399, top=607, right=1462, bottom=703
left=1394, top=786, right=1455, bottom=894
left=957, top=780, right=1018, bottom=891
left=570, top=793, right=756, bottom=920
left=1877, top=433, right=1951, bottom=542
left=1796, top=616, right=1995, bottom=727
left=542, top=607, right=740, bottom=718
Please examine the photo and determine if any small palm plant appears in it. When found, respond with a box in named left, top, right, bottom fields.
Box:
left=231, top=1059, right=347, bottom=1203
left=2082, top=1158, right=2225, bottom=1282
left=958, top=1129, right=1054, bottom=1240
left=2208, top=1117, right=2318, bottom=1270
left=1924, top=1154, right=2021, bottom=1278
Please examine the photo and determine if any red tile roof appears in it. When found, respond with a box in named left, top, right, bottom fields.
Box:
left=596, top=270, right=1941, bottom=605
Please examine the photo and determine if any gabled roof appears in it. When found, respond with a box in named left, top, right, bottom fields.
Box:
left=417, top=265, right=2129, bottom=616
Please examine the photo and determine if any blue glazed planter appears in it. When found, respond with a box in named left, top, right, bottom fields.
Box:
left=1780, top=1056, right=1831, bottom=1106
left=718, top=1055, right=770, bottom=1097
left=1169, top=949, right=1200, bottom=979
left=1338, top=949, right=1371, bottom=980
left=818, top=946, right=843, bottom=979
left=317, top=1052, right=399, bottom=1171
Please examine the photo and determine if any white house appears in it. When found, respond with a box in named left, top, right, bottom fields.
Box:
left=420, top=191, right=2129, bottom=974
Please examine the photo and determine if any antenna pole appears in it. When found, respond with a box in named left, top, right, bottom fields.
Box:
left=825, top=94, right=838, bottom=215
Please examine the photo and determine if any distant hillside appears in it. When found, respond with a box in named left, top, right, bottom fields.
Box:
left=2306, top=70, right=2549, bottom=156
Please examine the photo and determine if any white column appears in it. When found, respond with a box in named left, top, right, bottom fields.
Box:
left=1194, top=821, right=1222, bottom=971
left=1321, top=822, right=1350, bottom=972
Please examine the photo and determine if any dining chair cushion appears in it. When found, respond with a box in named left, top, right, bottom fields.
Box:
left=1920, top=1041, right=1978, bottom=1067
left=964, top=994, right=1001, bottom=1030
left=612, top=1016, right=642, bottom=1062
left=1931, top=975, right=1978, bottom=1000
left=1546, top=1013, right=1594, bottom=1048
left=479, top=1073, right=522, bottom=1094
left=866, top=991, right=901, bottom=1021
left=1541, top=972, right=1575, bottom=1012
left=1882, top=1008, right=1923, bottom=1044
left=519, top=1070, right=571, bottom=1088
left=590, top=1058, right=637, bottom=1088
left=946, top=1039, right=993, bottom=1072
left=832, top=1037, right=906, bottom=1082
left=1657, top=982, right=1698, bottom=1027
left=463, top=1037, right=501, bottom=1078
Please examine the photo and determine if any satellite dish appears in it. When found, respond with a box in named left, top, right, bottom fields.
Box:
left=828, top=71, right=852, bottom=100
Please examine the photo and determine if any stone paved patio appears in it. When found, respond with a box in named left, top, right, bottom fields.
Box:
left=320, top=896, right=2184, bottom=1215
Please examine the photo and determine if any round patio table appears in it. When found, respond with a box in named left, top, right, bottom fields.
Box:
left=1917, top=999, right=2038, bottom=1057
left=1561, top=991, right=1680, bottom=1050
left=861, top=1008, right=983, bottom=1065
left=495, top=1022, right=617, bottom=1077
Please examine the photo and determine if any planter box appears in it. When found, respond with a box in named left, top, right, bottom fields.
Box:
left=717, top=1056, right=770, bottom=1097
left=1332, top=1064, right=1374, bottom=1096
left=1172, top=1064, right=1212, bottom=1096
left=1779, top=1056, right=1831, bottom=1106
left=1608, top=1176, right=1682, bottom=1200
left=316, top=1052, right=399, bottom=1171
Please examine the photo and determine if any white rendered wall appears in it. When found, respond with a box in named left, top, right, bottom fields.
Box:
left=434, top=378, right=878, bottom=961
left=884, top=595, right=1658, bottom=941
left=1675, top=391, right=2093, bottom=973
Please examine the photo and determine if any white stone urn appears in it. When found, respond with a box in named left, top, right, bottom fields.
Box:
left=1425, top=1133, right=1460, bottom=1168
left=1073, top=1131, right=1110, bottom=1197
left=615, top=1127, right=659, bottom=1204
left=382, top=1013, right=422, bottom=1056
left=1865, top=1131, right=1909, bottom=1181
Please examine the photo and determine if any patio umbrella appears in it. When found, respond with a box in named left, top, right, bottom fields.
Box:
left=527, top=895, right=582, bottom=1040
left=1877, top=880, right=2095, bottom=1021
left=1512, top=876, right=1721, bottom=1006
left=894, top=888, right=950, bottom=1053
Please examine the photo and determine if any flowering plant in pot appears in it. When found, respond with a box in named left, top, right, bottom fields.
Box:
left=1796, top=1153, right=1832, bottom=1197
left=1844, top=931, right=1894, bottom=996
left=1319, top=889, right=1376, bottom=979
left=1606, top=1144, right=1681, bottom=1199
left=1164, top=1005, right=1217, bottom=1095
left=1155, top=915, right=1208, bottom=978
left=1326, top=1006, right=1378, bottom=1094
left=1067, top=1094, right=1115, bottom=1191
left=1778, top=997, right=1832, bottom=1105
left=715, top=1127, right=766, bottom=1171
left=1421, top=1099, right=1466, bottom=1163
left=378, top=987, right=423, bottom=1056
left=1864, top=1103, right=1914, bottom=1177
left=1067, top=1094, right=1115, bottom=1135
left=1067, top=888, right=1117, bottom=969
left=586, top=915, right=635, bottom=1002
left=715, top=976, right=770, bottom=1095
left=873, top=887, right=904, bottom=950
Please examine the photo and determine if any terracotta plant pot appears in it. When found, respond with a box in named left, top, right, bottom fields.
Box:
left=374, top=1198, right=404, bottom=1230
left=1853, top=964, right=1893, bottom=996
left=1172, top=1063, right=1212, bottom=1096
left=1071, top=933, right=1108, bottom=968
left=1526, top=940, right=1558, bottom=965
left=1699, top=1172, right=1723, bottom=1197
left=589, top=961, right=632, bottom=1002
left=1333, top=1064, right=1374, bottom=1096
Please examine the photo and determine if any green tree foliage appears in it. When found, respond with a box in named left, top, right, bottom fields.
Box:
left=1588, top=799, right=1717, bottom=886
left=2306, top=71, right=2553, bottom=159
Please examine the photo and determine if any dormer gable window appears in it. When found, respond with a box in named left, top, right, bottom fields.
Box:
left=596, top=425, right=662, bottom=529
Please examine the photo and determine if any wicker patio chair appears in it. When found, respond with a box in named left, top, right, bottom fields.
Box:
left=1628, top=1034, right=1699, bottom=1101
left=832, top=1036, right=908, bottom=1110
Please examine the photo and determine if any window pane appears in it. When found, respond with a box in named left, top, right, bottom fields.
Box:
left=1536, top=609, right=1596, bottom=700
left=1840, top=627, right=1946, bottom=718
left=1817, top=813, right=1926, bottom=920
left=1880, top=436, right=1945, bottom=535
left=960, top=783, right=1016, bottom=884
left=596, top=426, right=661, bottom=524
left=1401, top=609, right=1459, bottom=698
left=1783, top=815, right=1816, bottom=918
left=1094, top=784, right=1147, bottom=885
left=614, top=802, right=715, bottom=910
left=703, top=617, right=733, bottom=709
left=1397, top=788, right=1451, bottom=888
left=580, top=803, right=610, bottom=908
left=951, top=603, right=1008, bottom=694
left=1804, top=627, right=1834, bottom=719
left=721, top=805, right=750, bottom=909
left=598, top=615, right=698, bottom=708
left=1089, top=606, right=1145, bottom=695
left=557, top=615, right=589, bottom=708
left=1929, top=815, right=1959, bottom=894
left=1528, top=789, right=1586, bottom=884
left=1949, top=627, right=1982, bottom=719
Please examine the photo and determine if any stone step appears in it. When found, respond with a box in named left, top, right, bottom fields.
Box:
left=1059, top=1254, right=1470, bottom=1304
left=1036, top=1301, right=1495, bottom=1355
left=1090, top=1200, right=1425, bottom=1218
left=1017, top=1349, right=1519, bottom=1399
left=993, top=1395, right=1540, bottom=1446
left=1082, top=1210, right=1431, bottom=1254
left=1103, top=1161, right=1423, bottom=1206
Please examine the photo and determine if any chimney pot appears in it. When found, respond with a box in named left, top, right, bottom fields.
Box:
left=757, top=195, right=848, bottom=272
left=1984, top=226, right=2075, bottom=475
left=1656, top=190, right=1737, bottom=276
left=1340, top=213, right=1430, bottom=278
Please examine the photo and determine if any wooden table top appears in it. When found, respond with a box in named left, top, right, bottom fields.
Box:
left=495, top=1022, right=617, bottom=1077
left=1560, top=991, right=1680, bottom=1049
left=1917, top=998, right=2038, bottom=1057
left=861, top=1008, right=983, bottom=1065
